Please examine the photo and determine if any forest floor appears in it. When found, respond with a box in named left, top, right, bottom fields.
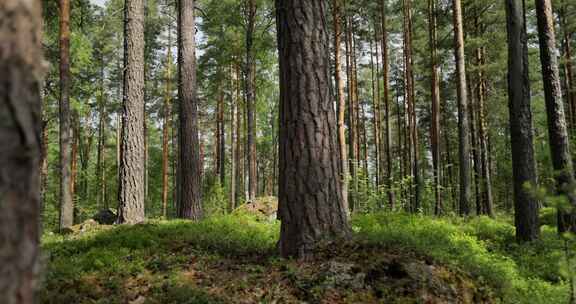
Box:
left=41, top=210, right=572, bottom=304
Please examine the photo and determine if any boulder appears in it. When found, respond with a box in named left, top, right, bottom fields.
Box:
left=93, top=209, right=117, bottom=225
left=234, top=196, right=278, bottom=221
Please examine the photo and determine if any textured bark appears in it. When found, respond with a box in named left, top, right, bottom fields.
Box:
left=332, top=0, right=349, bottom=214
left=59, top=0, right=74, bottom=230
left=178, top=0, right=202, bottom=220
left=162, top=28, right=172, bottom=218
left=534, top=0, right=576, bottom=233
left=560, top=5, right=576, bottom=131
left=0, top=1, right=44, bottom=302
left=453, top=0, right=472, bottom=216
left=118, top=0, right=146, bottom=224
left=428, top=0, right=442, bottom=215
left=505, top=0, right=540, bottom=241
left=380, top=0, right=394, bottom=209
left=275, top=0, right=350, bottom=258
left=245, top=0, right=257, bottom=202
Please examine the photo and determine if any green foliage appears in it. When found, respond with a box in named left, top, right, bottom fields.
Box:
left=352, top=213, right=571, bottom=304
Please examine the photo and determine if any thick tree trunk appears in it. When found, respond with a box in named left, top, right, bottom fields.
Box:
left=453, top=0, right=472, bottom=216
left=333, top=0, right=349, bottom=214
left=428, top=0, right=442, bottom=215
left=275, top=0, right=350, bottom=258
left=380, top=0, right=394, bottom=209
left=59, top=0, right=74, bottom=230
left=534, top=0, right=576, bottom=233
left=178, top=0, right=202, bottom=220
left=0, top=1, right=44, bottom=302
left=505, top=0, right=540, bottom=241
left=118, top=0, right=146, bottom=224
left=245, top=0, right=257, bottom=202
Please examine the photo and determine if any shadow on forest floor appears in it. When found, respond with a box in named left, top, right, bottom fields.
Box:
left=40, top=212, right=571, bottom=303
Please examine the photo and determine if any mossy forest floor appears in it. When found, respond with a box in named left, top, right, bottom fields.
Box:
left=41, top=212, right=572, bottom=303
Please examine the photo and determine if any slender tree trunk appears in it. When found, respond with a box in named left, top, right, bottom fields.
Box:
left=245, top=0, right=257, bottom=203
left=505, top=0, right=540, bottom=241
left=345, top=15, right=358, bottom=211
left=162, top=28, right=172, bottom=218
left=453, top=0, right=472, bottom=216
left=428, top=0, right=442, bottom=215
left=370, top=37, right=381, bottom=189
left=118, top=0, right=146, bottom=224
left=235, top=64, right=244, bottom=204
left=560, top=5, right=576, bottom=132
left=178, top=0, right=202, bottom=220
left=96, top=52, right=107, bottom=210
left=276, top=0, right=350, bottom=258
left=0, top=1, right=44, bottom=301
left=476, top=44, right=494, bottom=216
left=380, top=0, right=394, bottom=208
left=217, top=84, right=226, bottom=186
left=41, top=120, right=49, bottom=210
left=333, top=0, right=349, bottom=214
left=230, top=64, right=238, bottom=211
left=534, top=0, right=576, bottom=233
left=403, top=0, right=420, bottom=212
left=59, top=0, right=73, bottom=230
left=468, top=73, right=482, bottom=215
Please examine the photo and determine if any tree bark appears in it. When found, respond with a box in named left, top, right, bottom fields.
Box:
left=245, top=0, right=257, bottom=203
left=178, top=0, right=202, bottom=220
left=370, top=36, right=381, bottom=189
left=0, top=1, right=44, bottom=302
left=59, top=0, right=74, bottom=230
left=230, top=63, right=238, bottom=211
left=275, top=0, right=350, bottom=258
left=345, top=15, right=358, bottom=211
left=428, top=0, right=442, bottom=215
left=380, top=0, right=394, bottom=209
left=162, top=26, right=172, bottom=218
left=534, top=0, right=576, bottom=233
left=118, top=0, right=146, bottom=224
left=505, top=0, right=540, bottom=241
left=403, top=0, right=420, bottom=212
left=217, top=83, right=226, bottom=186
left=333, top=0, right=349, bottom=214
left=453, top=0, right=472, bottom=216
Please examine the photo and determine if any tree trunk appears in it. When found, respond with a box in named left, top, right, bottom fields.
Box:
left=0, top=0, right=44, bottom=301
left=477, top=46, right=494, bottom=216
left=118, top=0, right=146, bottom=224
left=333, top=0, right=349, bottom=214
left=162, top=27, right=172, bottom=218
left=345, top=15, right=358, bottom=211
left=59, top=0, right=74, bottom=230
left=403, top=0, right=420, bottom=212
left=534, top=0, right=576, bottom=233
left=96, top=51, right=107, bottom=209
left=560, top=5, right=576, bottom=131
left=370, top=37, right=381, bottom=189
left=380, top=0, right=394, bottom=209
left=428, top=0, right=442, bottom=215
left=276, top=0, right=350, bottom=258
left=453, top=0, right=472, bottom=216
left=71, top=116, right=79, bottom=222
left=505, top=0, right=540, bottom=241
left=217, top=84, right=226, bottom=186
left=230, top=64, right=238, bottom=211
left=177, top=0, right=202, bottom=220
left=245, top=0, right=257, bottom=203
